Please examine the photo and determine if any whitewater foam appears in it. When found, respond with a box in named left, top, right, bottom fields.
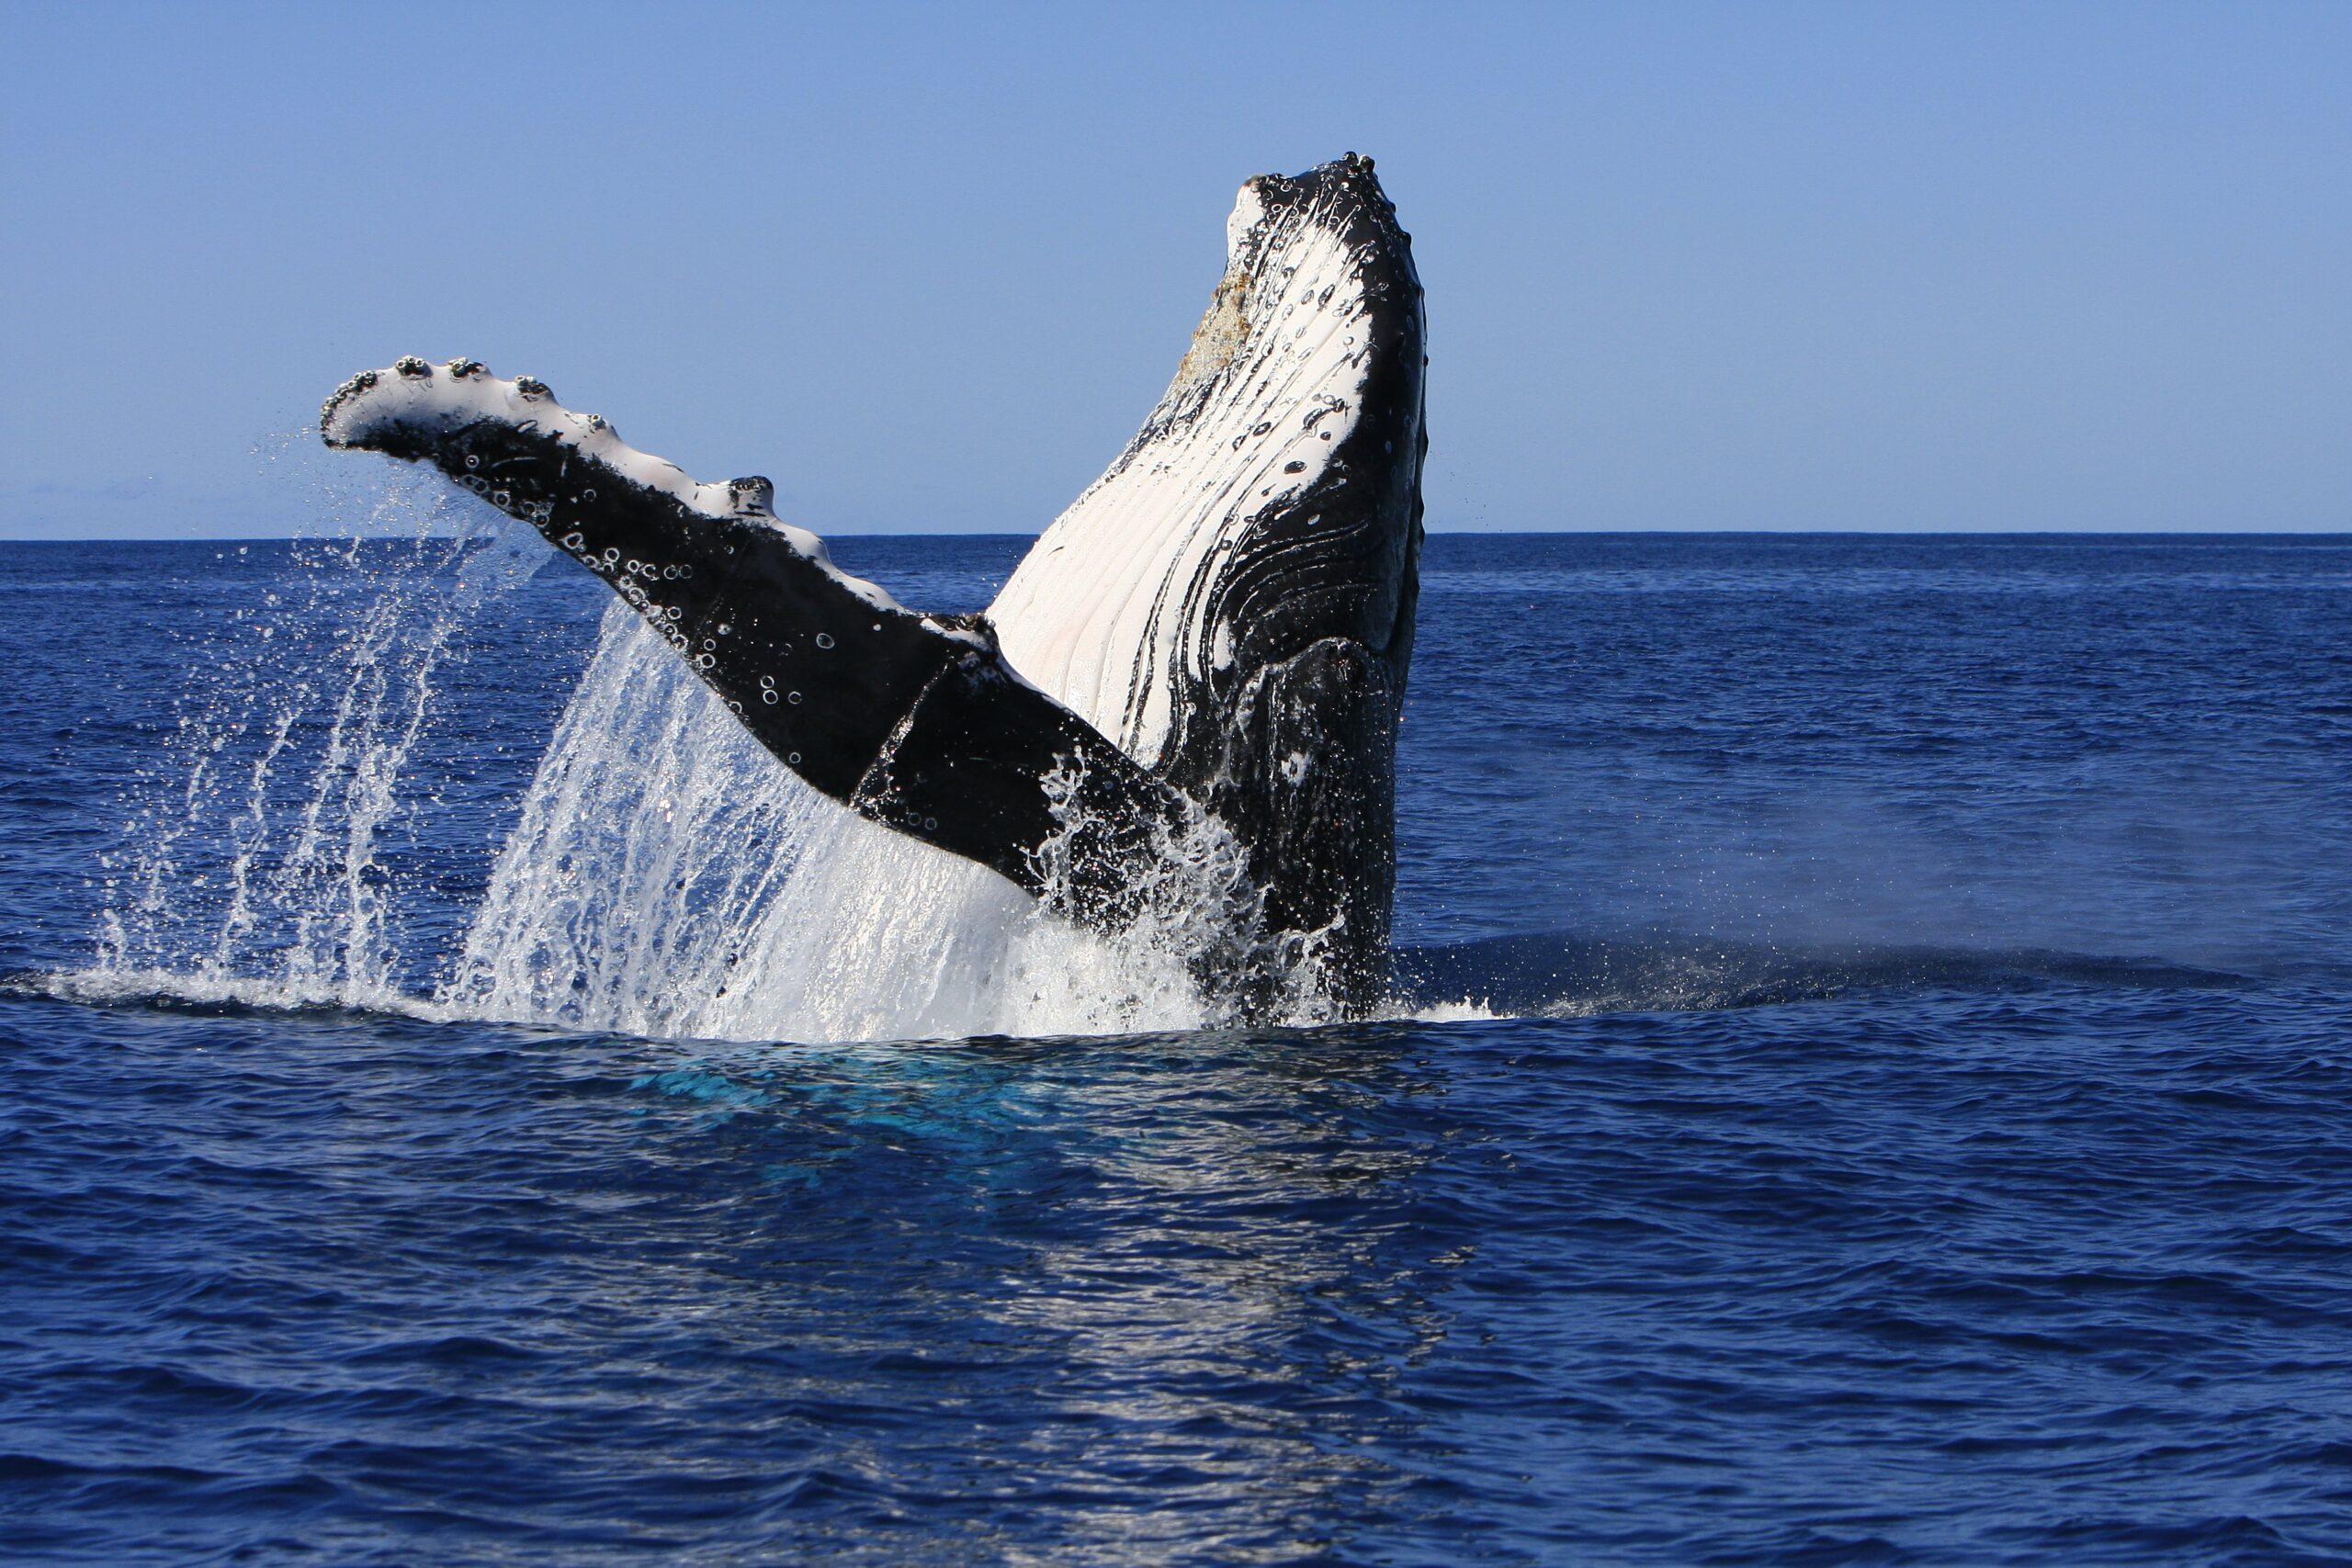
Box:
left=68, top=472, right=1409, bottom=1043
left=75, top=525, right=1257, bottom=1043
left=443, top=604, right=1233, bottom=1042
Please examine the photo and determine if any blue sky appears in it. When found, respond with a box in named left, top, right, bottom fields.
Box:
left=2, top=1, right=2345, bottom=536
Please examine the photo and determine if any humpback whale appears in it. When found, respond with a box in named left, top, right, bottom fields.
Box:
left=321, top=154, right=1424, bottom=1017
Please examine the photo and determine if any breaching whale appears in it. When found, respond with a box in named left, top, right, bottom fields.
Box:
left=322, top=153, right=1424, bottom=1017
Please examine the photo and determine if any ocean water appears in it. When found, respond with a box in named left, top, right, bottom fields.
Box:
left=3, top=529, right=2350, bottom=1565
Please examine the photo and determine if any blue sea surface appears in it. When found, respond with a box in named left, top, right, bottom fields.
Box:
left=3, top=532, right=2350, bottom=1564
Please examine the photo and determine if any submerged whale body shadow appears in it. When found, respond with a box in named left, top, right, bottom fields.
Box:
left=322, top=155, right=1424, bottom=1022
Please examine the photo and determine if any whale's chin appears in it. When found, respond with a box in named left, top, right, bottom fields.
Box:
left=321, top=152, right=1424, bottom=1018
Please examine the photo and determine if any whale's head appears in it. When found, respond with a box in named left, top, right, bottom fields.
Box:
left=987, top=152, right=1426, bottom=976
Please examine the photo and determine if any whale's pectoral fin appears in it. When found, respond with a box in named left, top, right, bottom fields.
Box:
left=321, top=356, right=1175, bottom=923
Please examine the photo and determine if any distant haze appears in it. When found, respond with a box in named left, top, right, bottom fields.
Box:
left=3, top=2, right=2346, bottom=537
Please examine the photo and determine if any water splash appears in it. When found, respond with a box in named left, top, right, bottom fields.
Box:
left=68, top=477, right=1351, bottom=1041
left=80, top=475, right=539, bottom=1012
left=443, top=605, right=1211, bottom=1041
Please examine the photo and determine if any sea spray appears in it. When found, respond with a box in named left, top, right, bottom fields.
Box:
left=444, top=605, right=1215, bottom=1041
left=83, top=477, right=541, bottom=1011
left=77, top=495, right=1341, bottom=1038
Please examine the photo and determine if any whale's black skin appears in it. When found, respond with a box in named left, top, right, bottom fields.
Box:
left=322, top=154, right=1422, bottom=1015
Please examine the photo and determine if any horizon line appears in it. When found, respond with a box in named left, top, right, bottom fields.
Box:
left=3, top=526, right=2348, bottom=546
left=5, top=524, right=2351, bottom=540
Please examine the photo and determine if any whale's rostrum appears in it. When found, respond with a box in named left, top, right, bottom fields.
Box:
left=321, top=154, right=1424, bottom=1017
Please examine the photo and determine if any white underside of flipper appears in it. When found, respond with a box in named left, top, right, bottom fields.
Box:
left=987, top=181, right=1373, bottom=768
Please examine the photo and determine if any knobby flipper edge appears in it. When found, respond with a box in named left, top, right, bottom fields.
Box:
left=321, top=356, right=1182, bottom=928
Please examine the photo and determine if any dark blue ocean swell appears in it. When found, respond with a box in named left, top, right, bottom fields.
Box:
left=1395, top=535, right=2351, bottom=980
left=8, top=985, right=2352, bottom=1564
left=3, top=532, right=2351, bottom=1564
